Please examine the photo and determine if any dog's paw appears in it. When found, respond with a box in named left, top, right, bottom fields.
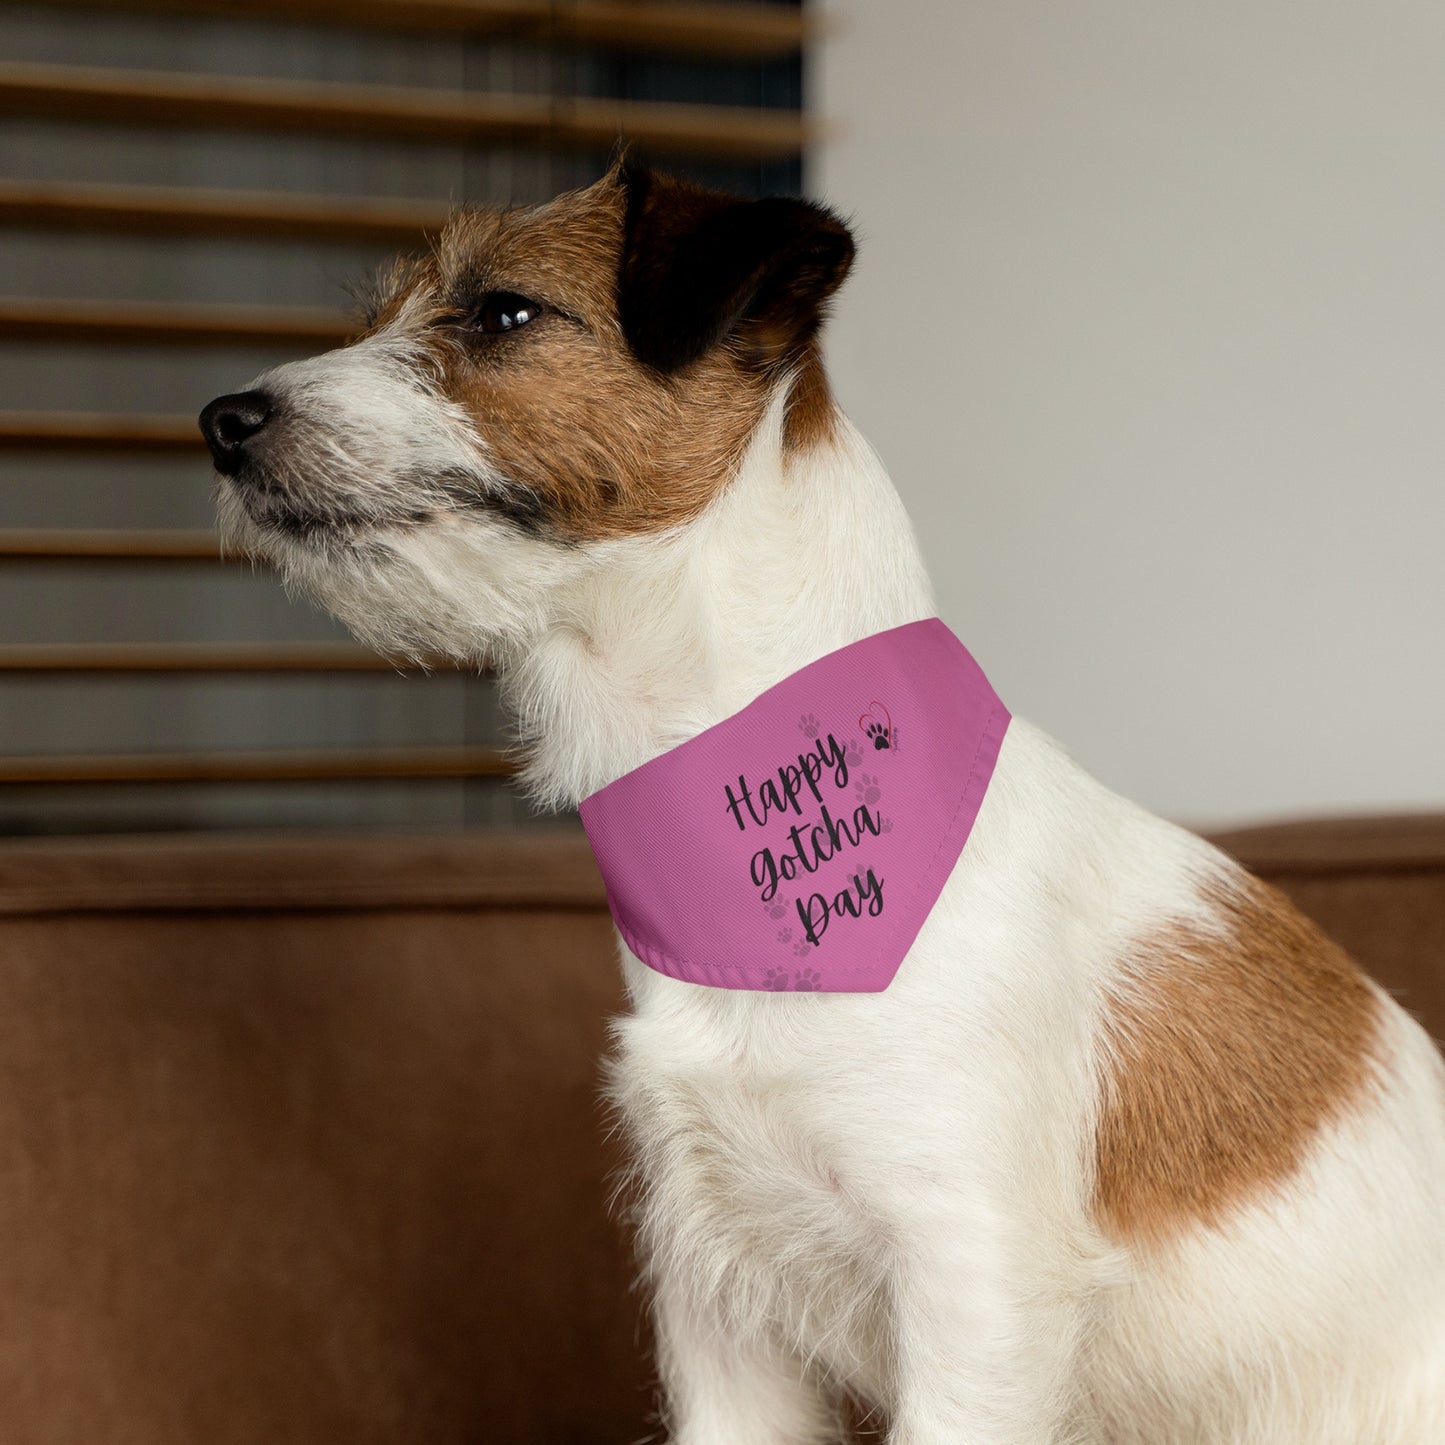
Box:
left=878, top=815, right=893, bottom=834
left=844, top=738, right=864, bottom=769
left=854, top=772, right=882, bottom=806
left=791, top=940, right=812, bottom=958
left=765, top=896, right=789, bottom=920
left=777, top=925, right=793, bottom=944
left=793, top=967, right=822, bottom=991
left=763, top=967, right=791, bottom=991
left=865, top=720, right=891, bottom=750
left=798, top=712, right=821, bottom=739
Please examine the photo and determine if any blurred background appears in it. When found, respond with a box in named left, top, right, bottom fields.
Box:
left=820, top=0, right=1445, bottom=827
left=0, top=0, right=802, bottom=836
left=2, top=0, right=1441, bottom=839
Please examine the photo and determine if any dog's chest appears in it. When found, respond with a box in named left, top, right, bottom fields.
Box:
left=612, top=994, right=892, bottom=1389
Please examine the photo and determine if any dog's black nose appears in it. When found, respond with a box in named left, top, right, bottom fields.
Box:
left=199, top=390, right=273, bottom=475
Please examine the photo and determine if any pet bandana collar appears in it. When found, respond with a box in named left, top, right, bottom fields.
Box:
left=578, top=619, right=1010, bottom=993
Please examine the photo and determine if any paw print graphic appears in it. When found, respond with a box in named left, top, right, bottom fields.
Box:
left=764, top=896, right=789, bottom=920
left=879, top=815, right=894, bottom=835
left=844, top=738, right=864, bottom=769
left=776, top=926, right=793, bottom=944
left=763, top=967, right=791, bottom=991
left=854, top=772, right=882, bottom=807
left=792, top=940, right=813, bottom=958
left=858, top=702, right=894, bottom=753
left=798, top=712, right=821, bottom=739
left=793, top=968, right=822, bottom=991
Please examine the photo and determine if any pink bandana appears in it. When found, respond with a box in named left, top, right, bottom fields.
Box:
left=578, top=619, right=1010, bottom=992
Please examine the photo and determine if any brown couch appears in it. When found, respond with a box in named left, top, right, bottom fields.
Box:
left=0, top=817, right=1441, bottom=1443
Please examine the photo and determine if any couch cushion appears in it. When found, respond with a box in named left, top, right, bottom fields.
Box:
left=0, top=830, right=647, bottom=1445
left=0, top=818, right=1440, bottom=1442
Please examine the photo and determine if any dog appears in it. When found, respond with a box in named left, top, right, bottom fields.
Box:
left=200, top=161, right=1445, bottom=1443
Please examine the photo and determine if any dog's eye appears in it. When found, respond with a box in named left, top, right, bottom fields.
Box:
left=471, top=291, right=543, bottom=335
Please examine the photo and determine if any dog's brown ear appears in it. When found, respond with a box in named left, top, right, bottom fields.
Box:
left=617, top=162, right=855, bottom=375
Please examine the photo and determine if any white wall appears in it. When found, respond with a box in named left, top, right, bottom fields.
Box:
left=814, top=0, right=1445, bottom=827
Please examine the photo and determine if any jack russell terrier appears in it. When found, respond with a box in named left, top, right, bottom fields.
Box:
left=200, top=162, right=1445, bottom=1444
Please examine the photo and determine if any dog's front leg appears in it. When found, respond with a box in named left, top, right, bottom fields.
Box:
left=653, top=1272, right=843, bottom=1445
left=883, top=1200, right=1089, bottom=1445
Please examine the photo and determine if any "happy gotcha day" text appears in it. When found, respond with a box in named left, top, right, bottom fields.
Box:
left=723, top=733, right=884, bottom=946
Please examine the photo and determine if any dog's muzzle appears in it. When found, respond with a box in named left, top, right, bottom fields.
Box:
left=199, top=390, right=274, bottom=476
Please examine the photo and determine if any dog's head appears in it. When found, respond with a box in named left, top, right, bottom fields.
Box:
left=200, top=162, right=854, bottom=662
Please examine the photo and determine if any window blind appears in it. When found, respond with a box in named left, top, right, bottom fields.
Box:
left=0, top=0, right=809, bottom=834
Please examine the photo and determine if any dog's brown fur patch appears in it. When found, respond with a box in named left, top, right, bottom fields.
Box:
left=1094, top=873, right=1381, bottom=1247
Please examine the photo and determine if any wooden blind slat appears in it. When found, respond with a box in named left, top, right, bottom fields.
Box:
left=0, top=61, right=813, bottom=161
left=0, top=297, right=352, bottom=348
left=0, top=745, right=513, bottom=783
left=0, top=180, right=448, bottom=244
left=0, top=529, right=223, bottom=560
left=552, top=0, right=810, bottom=57
left=0, top=411, right=201, bottom=452
left=0, top=643, right=419, bottom=672
left=0, top=0, right=810, bottom=59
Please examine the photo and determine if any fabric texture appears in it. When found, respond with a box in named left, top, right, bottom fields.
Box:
left=579, top=619, right=1011, bottom=992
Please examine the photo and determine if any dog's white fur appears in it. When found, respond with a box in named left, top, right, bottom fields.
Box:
left=214, top=193, right=1445, bottom=1444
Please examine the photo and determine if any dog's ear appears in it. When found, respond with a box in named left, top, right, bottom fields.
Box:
left=616, top=162, right=855, bottom=375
